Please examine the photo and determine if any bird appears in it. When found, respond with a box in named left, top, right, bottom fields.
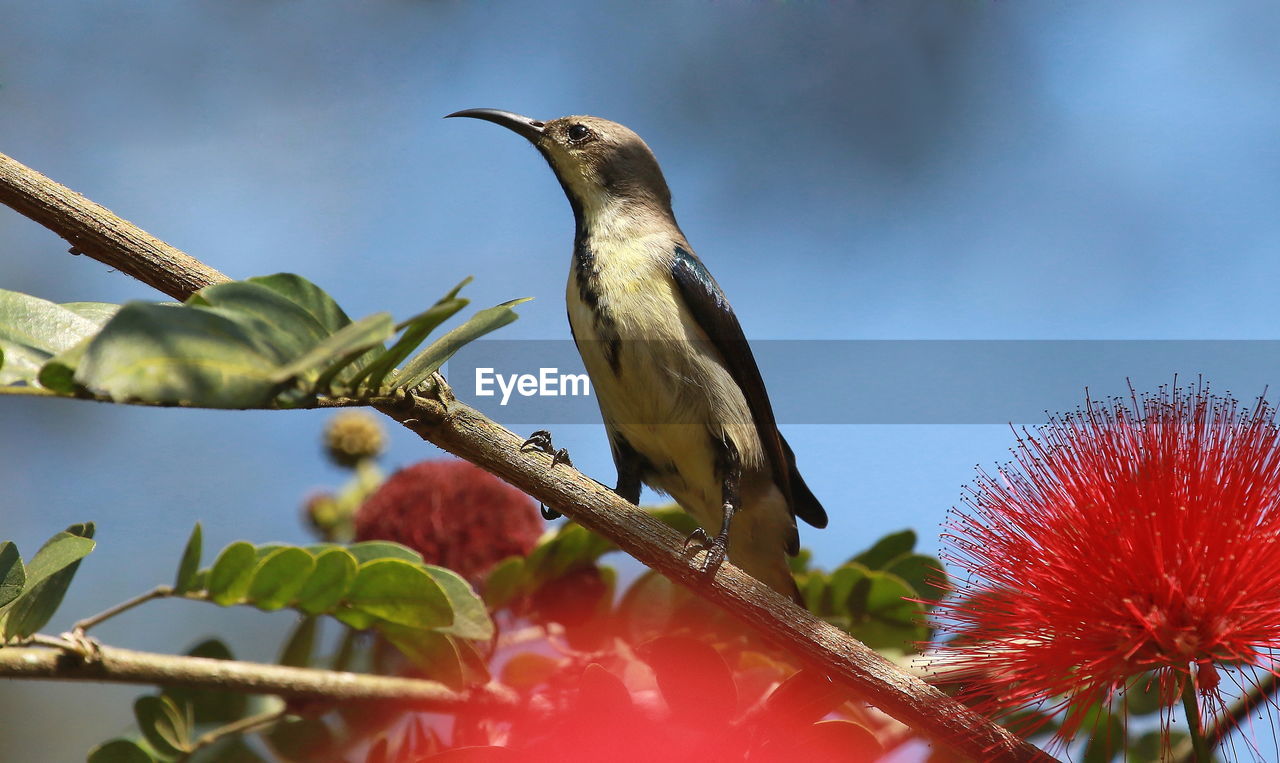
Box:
left=446, top=109, right=827, bottom=601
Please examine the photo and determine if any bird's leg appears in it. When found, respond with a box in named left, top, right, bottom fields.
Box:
left=685, top=438, right=741, bottom=576
left=520, top=429, right=572, bottom=520
left=611, top=437, right=644, bottom=505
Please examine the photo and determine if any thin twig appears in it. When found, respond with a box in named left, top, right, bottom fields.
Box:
left=182, top=707, right=288, bottom=760
left=0, top=640, right=516, bottom=712
left=71, top=584, right=175, bottom=634
left=0, top=148, right=1048, bottom=762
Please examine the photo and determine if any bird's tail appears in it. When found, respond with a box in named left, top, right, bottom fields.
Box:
left=731, top=547, right=804, bottom=605
left=728, top=487, right=806, bottom=605
left=780, top=433, right=827, bottom=529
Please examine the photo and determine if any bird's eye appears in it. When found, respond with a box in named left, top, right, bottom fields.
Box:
left=567, top=124, right=591, bottom=142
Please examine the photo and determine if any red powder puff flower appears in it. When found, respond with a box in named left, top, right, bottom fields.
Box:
left=930, top=384, right=1280, bottom=752
left=354, top=459, right=543, bottom=583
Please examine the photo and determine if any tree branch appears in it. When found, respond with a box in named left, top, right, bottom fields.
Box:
left=0, top=149, right=1048, bottom=762
left=0, top=152, right=230, bottom=300
left=0, top=641, right=514, bottom=712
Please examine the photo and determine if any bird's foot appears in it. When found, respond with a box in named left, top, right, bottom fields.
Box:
left=521, top=430, right=573, bottom=468
left=684, top=525, right=730, bottom=576
left=520, top=430, right=572, bottom=520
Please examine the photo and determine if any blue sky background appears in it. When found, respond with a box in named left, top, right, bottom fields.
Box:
left=2, top=1, right=1279, bottom=758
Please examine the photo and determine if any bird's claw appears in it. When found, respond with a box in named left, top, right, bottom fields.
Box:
left=521, top=430, right=571, bottom=520
left=521, top=430, right=573, bottom=468
left=684, top=527, right=729, bottom=575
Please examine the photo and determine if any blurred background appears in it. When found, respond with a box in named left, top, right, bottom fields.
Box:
left=2, top=1, right=1278, bottom=759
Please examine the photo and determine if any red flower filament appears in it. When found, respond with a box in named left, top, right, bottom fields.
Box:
left=932, top=385, right=1280, bottom=737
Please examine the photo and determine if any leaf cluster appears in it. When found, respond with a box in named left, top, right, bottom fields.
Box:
left=0, top=274, right=526, bottom=408
left=794, top=529, right=947, bottom=653
left=0, top=523, right=95, bottom=641
left=175, top=525, right=493, bottom=673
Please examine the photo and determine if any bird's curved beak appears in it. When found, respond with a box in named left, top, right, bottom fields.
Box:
left=445, top=108, right=545, bottom=143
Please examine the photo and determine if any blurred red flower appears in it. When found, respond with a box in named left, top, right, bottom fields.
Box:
left=931, top=384, right=1280, bottom=745
left=354, top=459, right=542, bottom=583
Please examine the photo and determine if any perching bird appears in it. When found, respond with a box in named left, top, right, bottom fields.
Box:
left=446, top=109, right=827, bottom=600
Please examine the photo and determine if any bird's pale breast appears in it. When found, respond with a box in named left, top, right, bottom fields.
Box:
left=565, top=239, right=765, bottom=528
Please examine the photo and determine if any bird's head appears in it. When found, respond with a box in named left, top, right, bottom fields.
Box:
left=446, top=109, right=673, bottom=223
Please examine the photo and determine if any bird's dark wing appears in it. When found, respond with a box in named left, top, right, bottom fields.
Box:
left=670, top=245, right=826, bottom=530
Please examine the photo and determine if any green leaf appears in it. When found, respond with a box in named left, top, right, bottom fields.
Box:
left=824, top=563, right=870, bottom=616
left=74, top=303, right=283, bottom=408
left=850, top=529, right=916, bottom=570
left=847, top=570, right=928, bottom=651
left=36, top=334, right=91, bottom=393
left=394, top=298, right=531, bottom=390
left=242, top=272, right=392, bottom=389
left=296, top=547, right=358, bottom=615
left=380, top=626, right=467, bottom=688
left=246, top=547, right=315, bottom=610
left=425, top=565, right=494, bottom=641
left=764, top=669, right=850, bottom=728
left=790, top=719, right=881, bottom=759
left=333, top=607, right=377, bottom=631
left=0, top=524, right=96, bottom=639
left=36, top=305, right=121, bottom=392
left=525, top=524, right=614, bottom=584
left=247, top=273, right=353, bottom=335
left=642, top=636, right=736, bottom=727
left=331, top=627, right=360, bottom=671
left=862, top=571, right=918, bottom=622
left=798, top=571, right=826, bottom=613
left=350, top=278, right=473, bottom=393
left=266, top=718, right=334, bottom=762
left=87, top=739, right=157, bottom=763
left=206, top=542, right=257, bottom=606
left=883, top=553, right=948, bottom=605
left=788, top=547, right=813, bottom=575
left=347, top=541, right=424, bottom=565
left=190, top=281, right=332, bottom=363
left=61, top=302, right=122, bottom=325
left=345, top=559, right=452, bottom=630
left=462, top=636, right=491, bottom=684
left=574, top=662, right=633, bottom=714
left=270, top=312, right=394, bottom=386
left=0, top=288, right=102, bottom=385
left=173, top=523, right=202, bottom=594
left=279, top=616, right=319, bottom=668
left=481, top=557, right=524, bottom=610
left=616, top=570, right=692, bottom=643
left=163, top=639, right=247, bottom=724
left=0, top=542, right=25, bottom=608
left=1123, top=672, right=1166, bottom=716
left=252, top=544, right=286, bottom=561
left=134, top=695, right=190, bottom=758
left=1082, top=711, right=1125, bottom=763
